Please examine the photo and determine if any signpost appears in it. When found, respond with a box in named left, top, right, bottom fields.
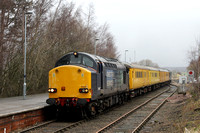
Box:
left=188, top=70, right=194, bottom=76
left=178, top=76, right=187, bottom=94
left=188, top=70, right=194, bottom=83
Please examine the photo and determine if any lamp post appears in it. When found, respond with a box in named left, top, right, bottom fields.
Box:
left=198, top=44, right=200, bottom=88
left=23, top=12, right=32, bottom=100
left=134, top=50, right=136, bottom=63
left=125, top=50, right=128, bottom=62
left=94, top=38, right=99, bottom=55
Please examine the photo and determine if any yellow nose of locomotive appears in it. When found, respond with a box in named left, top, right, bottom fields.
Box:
left=48, top=65, right=92, bottom=99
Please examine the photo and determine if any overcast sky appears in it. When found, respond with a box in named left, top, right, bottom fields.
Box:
left=68, top=0, right=200, bottom=67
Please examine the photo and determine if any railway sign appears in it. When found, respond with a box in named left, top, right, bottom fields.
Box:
left=188, top=70, right=194, bottom=83
left=188, top=70, right=194, bottom=76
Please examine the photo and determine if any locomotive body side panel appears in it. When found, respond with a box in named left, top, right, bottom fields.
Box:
left=132, top=68, right=147, bottom=89
left=129, top=68, right=134, bottom=90
left=101, top=63, right=128, bottom=97
left=143, top=69, right=150, bottom=87
left=149, top=70, right=160, bottom=85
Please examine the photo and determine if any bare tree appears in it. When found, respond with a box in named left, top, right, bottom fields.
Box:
left=187, top=41, right=200, bottom=100
left=0, top=0, right=33, bottom=96
left=137, top=59, right=159, bottom=68
left=0, top=1, right=119, bottom=97
left=187, top=42, right=200, bottom=82
left=96, top=23, right=119, bottom=58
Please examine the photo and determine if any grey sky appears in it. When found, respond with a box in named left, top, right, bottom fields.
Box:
left=69, top=0, right=200, bottom=67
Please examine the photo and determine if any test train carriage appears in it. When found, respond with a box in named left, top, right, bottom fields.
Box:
left=46, top=52, right=171, bottom=116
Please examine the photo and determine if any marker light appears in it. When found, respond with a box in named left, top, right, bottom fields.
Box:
left=48, top=88, right=57, bottom=93
left=79, top=88, right=89, bottom=93
left=73, top=52, right=78, bottom=57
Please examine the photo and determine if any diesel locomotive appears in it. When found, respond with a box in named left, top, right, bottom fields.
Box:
left=46, top=52, right=171, bottom=116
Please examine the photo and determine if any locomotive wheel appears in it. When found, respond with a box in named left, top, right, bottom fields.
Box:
left=91, top=106, right=96, bottom=116
left=97, top=104, right=105, bottom=113
left=148, top=87, right=151, bottom=92
left=88, top=102, right=97, bottom=116
left=80, top=108, right=88, bottom=119
left=118, top=96, right=123, bottom=105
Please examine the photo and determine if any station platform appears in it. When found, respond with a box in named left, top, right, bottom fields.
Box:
left=0, top=93, right=49, bottom=118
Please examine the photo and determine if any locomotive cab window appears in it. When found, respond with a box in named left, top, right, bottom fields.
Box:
left=55, top=53, right=96, bottom=70
left=70, top=55, right=81, bottom=64
left=83, top=56, right=94, bottom=68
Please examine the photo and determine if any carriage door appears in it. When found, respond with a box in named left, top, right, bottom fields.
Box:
left=97, top=61, right=103, bottom=95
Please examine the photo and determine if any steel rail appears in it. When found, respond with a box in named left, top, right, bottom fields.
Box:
left=19, top=119, right=86, bottom=133
left=19, top=99, right=121, bottom=133
left=19, top=120, right=56, bottom=133
left=132, top=89, right=176, bottom=133
left=53, top=120, right=86, bottom=133
left=96, top=87, right=171, bottom=133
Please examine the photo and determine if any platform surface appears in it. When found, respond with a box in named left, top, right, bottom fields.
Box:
left=0, top=93, right=49, bottom=117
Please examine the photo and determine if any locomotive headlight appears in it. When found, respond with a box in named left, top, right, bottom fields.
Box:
left=79, top=88, right=89, bottom=93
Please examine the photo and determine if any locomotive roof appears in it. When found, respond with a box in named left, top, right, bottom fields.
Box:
left=71, top=52, right=118, bottom=62
left=64, top=52, right=170, bottom=72
left=66, top=52, right=125, bottom=69
left=82, top=52, right=126, bottom=69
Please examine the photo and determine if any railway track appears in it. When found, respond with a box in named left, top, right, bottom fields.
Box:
left=18, top=120, right=86, bottom=133
left=17, top=86, right=176, bottom=133
left=97, top=86, right=176, bottom=133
